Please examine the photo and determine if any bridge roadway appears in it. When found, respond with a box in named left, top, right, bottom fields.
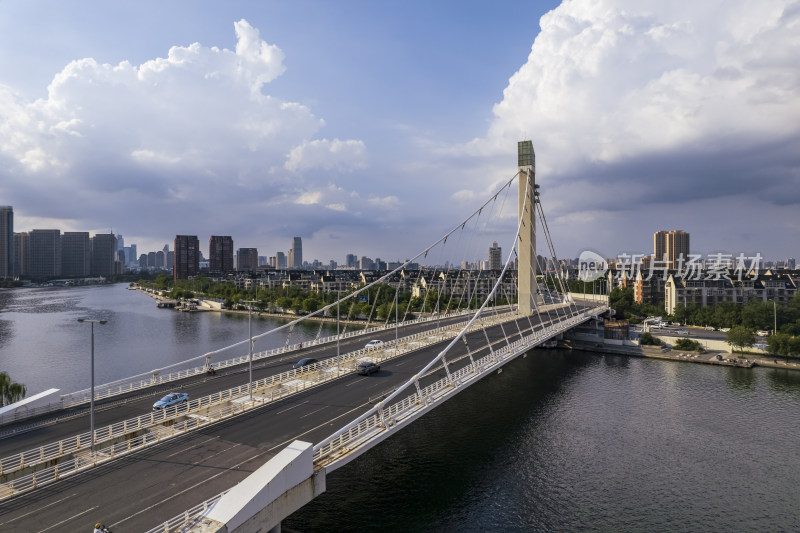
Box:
left=0, top=306, right=592, bottom=532
left=0, top=313, right=474, bottom=458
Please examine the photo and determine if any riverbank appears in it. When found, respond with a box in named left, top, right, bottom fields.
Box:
left=562, top=339, right=761, bottom=368
left=131, top=285, right=373, bottom=326
left=565, top=338, right=800, bottom=371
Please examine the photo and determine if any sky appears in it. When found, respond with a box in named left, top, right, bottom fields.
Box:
left=1, top=0, right=798, bottom=265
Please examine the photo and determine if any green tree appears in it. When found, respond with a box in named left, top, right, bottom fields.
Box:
left=0, top=371, right=27, bottom=406
left=609, top=287, right=634, bottom=318
left=640, top=332, right=661, bottom=346
left=674, top=338, right=703, bottom=352
left=727, top=326, right=756, bottom=355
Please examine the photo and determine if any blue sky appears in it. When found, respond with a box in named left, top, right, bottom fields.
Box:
left=1, top=0, right=798, bottom=265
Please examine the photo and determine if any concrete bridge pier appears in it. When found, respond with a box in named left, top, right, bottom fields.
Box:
left=517, top=140, right=540, bottom=316
left=192, top=440, right=325, bottom=532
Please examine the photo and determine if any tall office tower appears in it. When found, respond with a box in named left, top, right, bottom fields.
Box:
left=61, top=232, right=91, bottom=277
left=174, top=235, right=199, bottom=280
left=28, top=229, right=61, bottom=279
left=14, top=232, right=29, bottom=277
left=236, top=248, right=258, bottom=271
left=289, top=237, right=302, bottom=268
left=654, top=230, right=690, bottom=269
left=126, top=244, right=137, bottom=268
left=139, top=254, right=148, bottom=269
left=346, top=253, right=357, bottom=268
left=276, top=251, right=287, bottom=269
left=788, top=258, right=797, bottom=270
left=209, top=236, right=234, bottom=272
left=489, top=241, right=502, bottom=270
left=0, top=206, right=12, bottom=278
left=91, top=233, right=118, bottom=276
left=116, top=234, right=124, bottom=251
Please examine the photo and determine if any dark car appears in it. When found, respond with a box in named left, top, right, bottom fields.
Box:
left=293, top=358, right=319, bottom=369
left=357, top=361, right=381, bottom=376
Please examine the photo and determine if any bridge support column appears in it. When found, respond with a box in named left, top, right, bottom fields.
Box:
left=191, top=440, right=324, bottom=533
left=517, top=140, right=539, bottom=316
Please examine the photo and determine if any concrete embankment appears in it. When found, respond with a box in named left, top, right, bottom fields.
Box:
left=560, top=338, right=757, bottom=368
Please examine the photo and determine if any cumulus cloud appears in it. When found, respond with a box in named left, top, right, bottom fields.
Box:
left=0, top=19, right=383, bottom=258
left=484, top=0, right=800, bottom=178
left=285, top=138, right=368, bottom=172
left=444, top=0, right=800, bottom=257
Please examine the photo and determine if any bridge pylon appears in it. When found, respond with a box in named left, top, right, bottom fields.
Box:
left=517, top=140, right=540, bottom=316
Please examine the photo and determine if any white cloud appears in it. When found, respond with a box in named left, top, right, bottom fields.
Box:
left=367, top=195, right=399, bottom=208
left=285, top=138, right=368, bottom=172
left=0, top=19, right=329, bottom=203
left=295, top=191, right=323, bottom=205
left=483, top=0, right=800, bottom=173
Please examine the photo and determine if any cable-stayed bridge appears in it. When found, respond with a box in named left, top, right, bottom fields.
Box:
left=0, top=142, right=608, bottom=532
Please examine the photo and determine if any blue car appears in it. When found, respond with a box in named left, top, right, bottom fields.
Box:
left=153, top=392, right=189, bottom=410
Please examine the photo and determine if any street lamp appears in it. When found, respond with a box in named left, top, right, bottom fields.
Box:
left=77, top=318, right=107, bottom=454
left=240, top=299, right=261, bottom=401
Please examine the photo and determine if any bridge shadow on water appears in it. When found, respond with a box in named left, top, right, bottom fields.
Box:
left=283, top=349, right=595, bottom=533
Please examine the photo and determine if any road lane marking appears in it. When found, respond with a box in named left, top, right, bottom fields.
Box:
left=112, top=451, right=270, bottom=528
left=37, top=505, right=97, bottom=532
left=299, top=406, right=329, bottom=419
left=345, top=377, right=367, bottom=387
left=0, top=493, right=77, bottom=527
left=266, top=401, right=372, bottom=453
left=164, top=436, right=219, bottom=459
left=276, top=400, right=309, bottom=415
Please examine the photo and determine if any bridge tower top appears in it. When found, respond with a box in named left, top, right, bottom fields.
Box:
left=518, top=140, right=538, bottom=315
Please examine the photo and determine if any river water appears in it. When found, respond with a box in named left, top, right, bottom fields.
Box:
left=0, top=283, right=331, bottom=396
left=2, top=285, right=799, bottom=531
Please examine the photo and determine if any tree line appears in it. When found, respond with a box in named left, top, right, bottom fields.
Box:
left=137, top=276, right=514, bottom=321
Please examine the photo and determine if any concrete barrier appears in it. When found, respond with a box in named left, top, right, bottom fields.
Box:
left=193, top=440, right=325, bottom=533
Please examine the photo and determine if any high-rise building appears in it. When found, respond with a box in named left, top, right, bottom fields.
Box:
left=62, top=232, right=91, bottom=277
left=116, top=234, right=124, bottom=251
left=91, top=233, right=117, bottom=276
left=346, top=253, right=357, bottom=268
left=125, top=244, right=137, bottom=268
left=276, top=251, right=287, bottom=269
left=0, top=206, right=12, bottom=279
left=209, top=236, right=234, bottom=273
left=28, top=229, right=61, bottom=279
left=236, top=248, right=258, bottom=272
left=14, top=232, right=29, bottom=277
left=174, top=235, right=199, bottom=280
left=289, top=237, right=302, bottom=268
left=489, top=241, right=502, bottom=270
left=654, top=230, right=690, bottom=269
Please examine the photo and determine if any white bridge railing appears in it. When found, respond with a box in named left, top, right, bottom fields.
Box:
left=58, top=308, right=478, bottom=409
left=0, top=308, right=520, bottom=501
left=142, top=304, right=606, bottom=533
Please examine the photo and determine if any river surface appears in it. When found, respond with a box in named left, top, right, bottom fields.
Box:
left=286, top=346, right=800, bottom=531
left=0, top=283, right=333, bottom=395
left=2, top=284, right=799, bottom=531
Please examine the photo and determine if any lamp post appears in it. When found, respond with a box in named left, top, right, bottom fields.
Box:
left=240, top=299, right=260, bottom=401
left=77, top=318, right=107, bottom=454
left=336, top=288, right=341, bottom=374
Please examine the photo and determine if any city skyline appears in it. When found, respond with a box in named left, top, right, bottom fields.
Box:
left=0, top=1, right=798, bottom=263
